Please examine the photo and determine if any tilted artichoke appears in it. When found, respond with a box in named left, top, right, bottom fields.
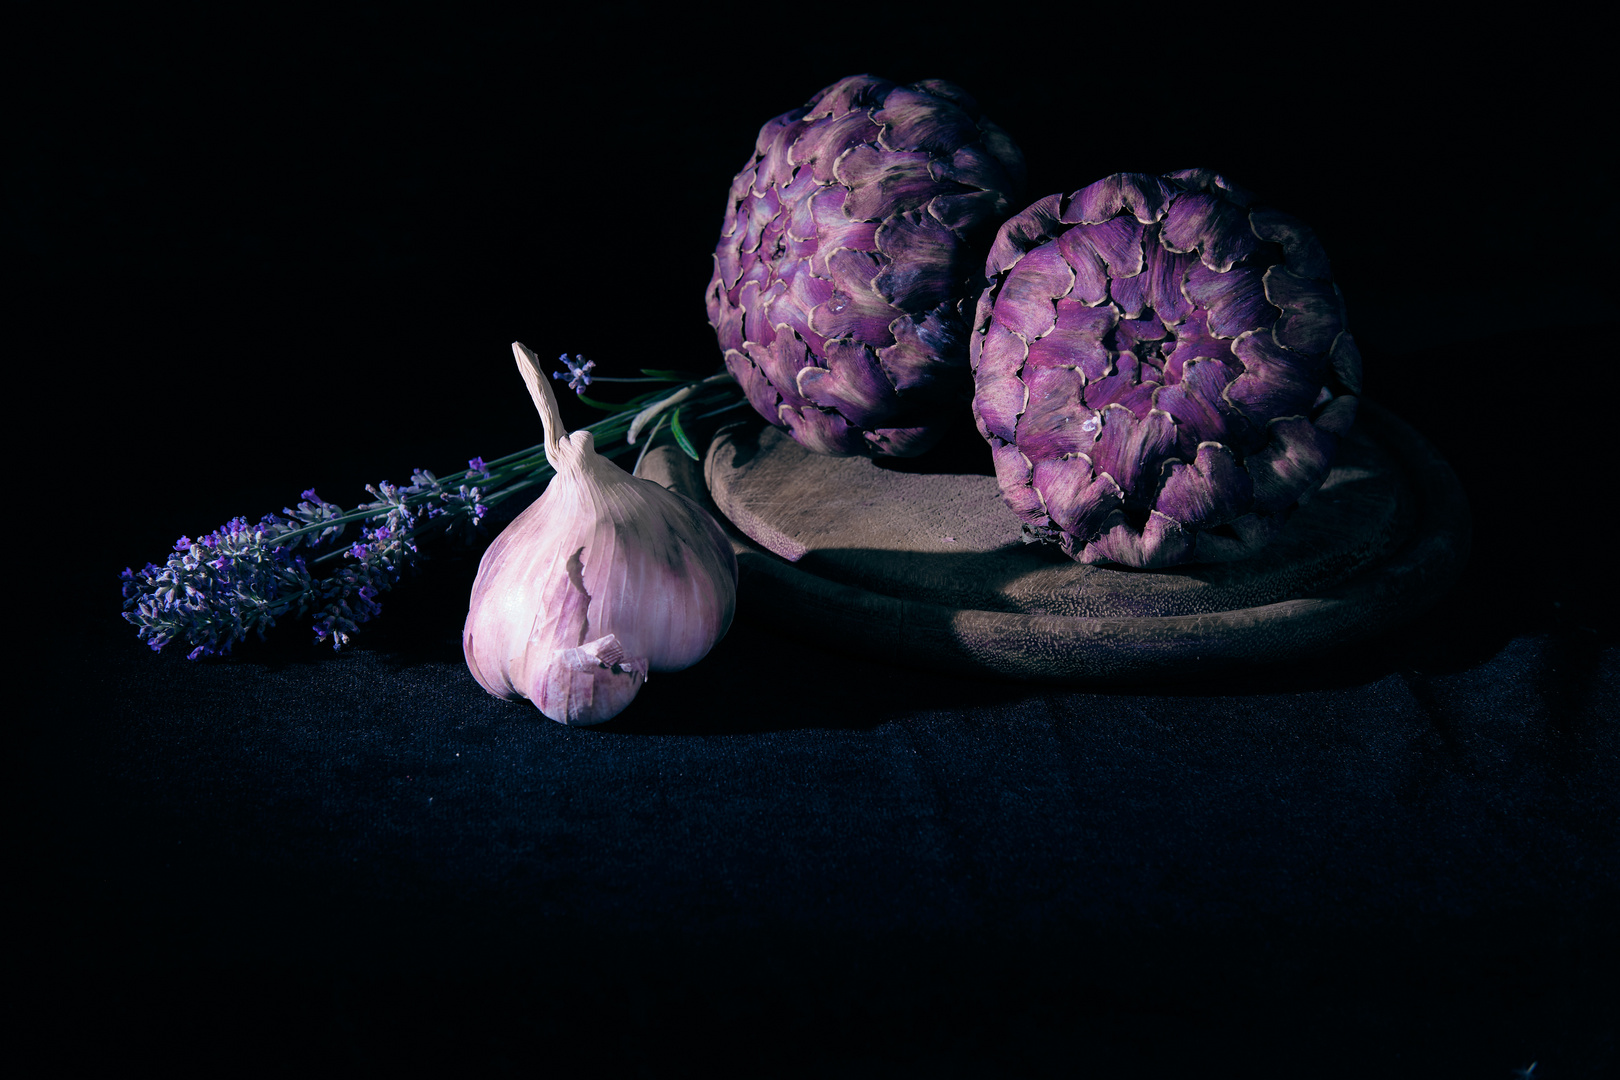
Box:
left=970, top=169, right=1362, bottom=567
left=707, top=74, right=1025, bottom=457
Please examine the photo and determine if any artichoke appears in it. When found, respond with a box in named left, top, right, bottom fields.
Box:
left=707, top=74, right=1025, bottom=457
left=970, top=169, right=1362, bottom=567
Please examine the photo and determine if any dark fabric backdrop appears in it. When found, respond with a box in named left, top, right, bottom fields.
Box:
left=13, top=7, right=1616, bottom=1076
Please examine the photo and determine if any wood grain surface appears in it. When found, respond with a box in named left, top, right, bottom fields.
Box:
left=639, top=400, right=1470, bottom=682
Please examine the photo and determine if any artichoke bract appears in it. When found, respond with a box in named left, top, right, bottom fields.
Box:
left=970, top=170, right=1362, bottom=567
left=707, top=74, right=1025, bottom=457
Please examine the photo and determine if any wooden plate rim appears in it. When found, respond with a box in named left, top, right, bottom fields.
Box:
left=665, top=399, right=1470, bottom=682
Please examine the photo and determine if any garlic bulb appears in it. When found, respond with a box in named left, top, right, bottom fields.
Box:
left=463, top=343, right=738, bottom=725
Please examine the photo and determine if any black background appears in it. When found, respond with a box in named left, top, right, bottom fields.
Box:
left=13, top=6, right=1616, bottom=1076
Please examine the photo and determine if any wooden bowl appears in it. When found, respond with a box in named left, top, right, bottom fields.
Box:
left=641, top=400, right=1469, bottom=683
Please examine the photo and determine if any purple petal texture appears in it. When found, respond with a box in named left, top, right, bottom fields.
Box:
left=1130, top=230, right=1194, bottom=325
left=1264, top=266, right=1344, bottom=354
left=794, top=115, right=882, bottom=182
left=992, top=441, right=1048, bottom=525
left=1106, top=264, right=1148, bottom=318
left=1152, top=357, right=1232, bottom=456
left=972, top=318, right=1027, bottom=379
left=709, top=278, right=746, bottom=353
left=1088, top=376, right=1160, bottom=423
left=1249, top=207, right=1331, bottom=280
left=1120, top=174, right=1177, bottom=223
left=779, top=402, right=868, bottom=456
left=1248, top=416, right=1336, bottom=513
left=755, top=330, right=815, bottom=412
left=1162, top=308, right=1230, bottom=379
left=738, top=278, right=771, bottom=347
left=738, top=186, right=779, bottom=255
left=874, top=210, right=964, bottom=310
left=1077, top=216, right=1147, bottom=276
left=1058, top=217, right=1145, bottom=306
left=796, top=339, right=901, bottom=427
left=714, top=230, right=744, bottom=294
left=1059, top=234, right=1108, bottom=307
left=780, top=166, right=821, bottom=239
left=1016, top=364, right=1091, bottom=461
left=1079, top=510, right=1193, bottom=568
left=1063, top=172, right=1174, bottom=226
left=1027, top=300, right=1115, bottom=381
left=1113, top=313, right=1167, bottom=361
left=768, top=263, right=834, bottom=355
left=879, top=309, right=966, bottom=396
left=802, top=75, right=885, bottom=121
left=808, top=185, right=878, bottom=275
left=709, top=74, right=1024, bottom=456
left=813, top=248, right=900, bottom=343
left=757, top=119, right=806, bottom=192
left=986, top=193, right=1065, bottom=277
left=727, top=168, right=758, bottom=226
left=875, top=88, right=980, bottom=155
left=991, top=243, right=1073, bottom=340
left=1164, top=167, right=1256, bottom=208
left=1033, top=454, right=1123, bottom=540
left=971, top=280, right=997, bottom=342
left=1080, top=351, right=1152, bottom=415
left=781, top=228, right=816, bottom=268
left=970, top=169, right=1356, bottom=564
left=1162, top=192, right=1258, bottom=272
left=726, top=350, right=782, bottom=423
left=1225, top=329, right=1327, bottom=425
left=838, top=148, right=940, bottom=220
left=864, top=425, right=944, bottom=456
left=932, top=145, right=1017, bottom=203
left=1086, top=405, right=1175, bottom=494
left=975, top=371, right=1026, bottom=444
left=1156, top=441, right=1253, bottom=527
left=1183, top=263, right=1273, bottom=339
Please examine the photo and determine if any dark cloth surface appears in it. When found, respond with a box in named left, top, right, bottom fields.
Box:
left=21, top=475, right=1618, bottom=1074
left=14, top=10, right=1616, bottom=1077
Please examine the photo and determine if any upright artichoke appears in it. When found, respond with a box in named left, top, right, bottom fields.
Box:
left=707, top=74, right=1025, bottom=457
left=971, top=169, right=1362, bottom=567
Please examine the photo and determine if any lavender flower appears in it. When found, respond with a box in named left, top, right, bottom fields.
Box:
left=121, top=358, right=743, bottom=658
left=121, top=464, right=492, bottom=655
left=554, top=353, right=595, bottom=392
left=121, top=516, right=318, bottom=659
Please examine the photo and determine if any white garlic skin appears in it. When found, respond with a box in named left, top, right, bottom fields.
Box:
left=462, top=344, right=738, bottom=726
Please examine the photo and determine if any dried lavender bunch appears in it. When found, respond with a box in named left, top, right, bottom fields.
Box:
left=121, top=358, right=744, bottom=658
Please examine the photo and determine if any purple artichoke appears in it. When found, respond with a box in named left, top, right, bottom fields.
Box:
left=707, top=74, right=1025, bottom=457
left=971, top=169, right=1362, bottom=567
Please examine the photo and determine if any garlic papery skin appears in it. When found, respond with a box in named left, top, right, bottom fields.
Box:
left=462, top=342, right=739, bottom=726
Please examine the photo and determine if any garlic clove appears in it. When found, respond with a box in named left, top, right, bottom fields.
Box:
left=537, top=634, right=649, bottom=726
left=462, top=343, right=738, bottom=726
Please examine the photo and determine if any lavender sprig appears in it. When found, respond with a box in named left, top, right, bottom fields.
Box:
left=121, top=359, right=743, bottom=658
left=554, top=352, right=595, bottom=392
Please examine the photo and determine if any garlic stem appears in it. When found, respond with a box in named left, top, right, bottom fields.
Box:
left=632, top=411, right=670, bottom=478
left=513, top=342, right=569, bottom=466
left=626, top=372, right=735, bottom=444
